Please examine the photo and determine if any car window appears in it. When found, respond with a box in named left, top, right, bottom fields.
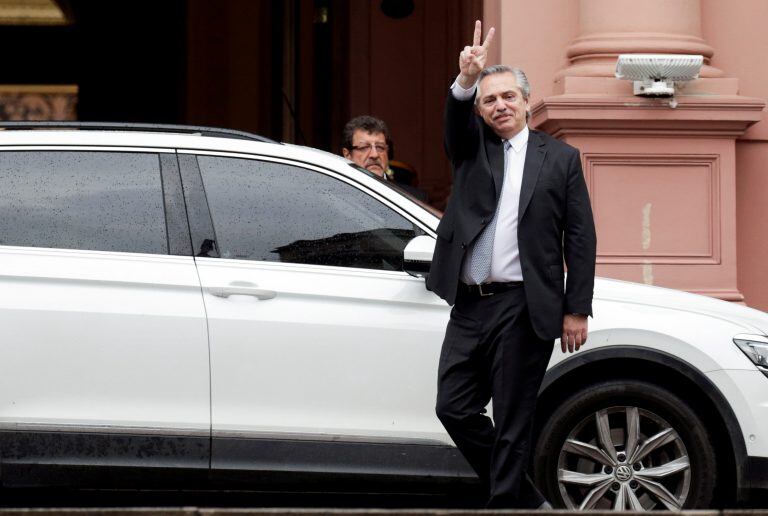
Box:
left=197, top=155, right=423, bottom=271
left=347, top=162, right=444, bottom=219
left=0, top=151, right=168, bottom=254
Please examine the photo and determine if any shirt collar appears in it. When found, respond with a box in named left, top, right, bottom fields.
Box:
left=505, top=125, right=529, bottom=153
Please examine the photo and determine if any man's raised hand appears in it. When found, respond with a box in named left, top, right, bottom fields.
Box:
left=457, top=20, right=495, bottom=89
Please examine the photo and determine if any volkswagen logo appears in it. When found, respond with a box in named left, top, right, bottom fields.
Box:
left=615, top=465, right=633, bottom=482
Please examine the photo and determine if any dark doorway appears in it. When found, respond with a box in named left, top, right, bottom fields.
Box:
left=0, top=0, right=187, bottom=124
left=0, top=0, right=479, bottom=205
left=69, top=0, right=188, bottom=124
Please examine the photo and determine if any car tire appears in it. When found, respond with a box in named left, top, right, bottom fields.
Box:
left=533, top=379, right=717, bottom=511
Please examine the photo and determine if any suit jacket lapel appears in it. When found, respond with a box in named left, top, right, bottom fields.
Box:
left=518, top=130, right=547, bottom=221
left=483, top=124, right=505, bottom=201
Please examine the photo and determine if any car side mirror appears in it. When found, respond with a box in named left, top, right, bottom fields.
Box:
left=403, top=234, right=435, bottom=279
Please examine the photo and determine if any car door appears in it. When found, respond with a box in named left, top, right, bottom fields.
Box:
left=178, top=151, right=468, bottom=481
left=0, top=149, right=210, bottom=486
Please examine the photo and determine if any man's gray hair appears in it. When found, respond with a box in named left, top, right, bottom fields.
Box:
left=475, top=65, right=531, bottom=104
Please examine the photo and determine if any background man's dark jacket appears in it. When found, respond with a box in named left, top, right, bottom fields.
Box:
left=426, top=92, right=597, bottom=340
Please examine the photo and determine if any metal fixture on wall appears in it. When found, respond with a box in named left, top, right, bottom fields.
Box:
left=615, top=54, right=703, bottom=97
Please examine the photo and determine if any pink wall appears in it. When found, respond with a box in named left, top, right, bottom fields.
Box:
left=484, top=0, right=578, bottom=104
left=736, top=142, right=768, bottom=309
left=701, top=0, right=768, bottom=310
left=488, top=0, right=767, bottom=309
left=569, top=134, right=740, bottom=300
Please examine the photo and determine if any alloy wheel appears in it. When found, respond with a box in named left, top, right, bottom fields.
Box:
left=557, top=406, right=691, bottom=511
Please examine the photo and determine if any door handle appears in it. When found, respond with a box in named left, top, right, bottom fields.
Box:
left=207, top=282, right=276, bottom=300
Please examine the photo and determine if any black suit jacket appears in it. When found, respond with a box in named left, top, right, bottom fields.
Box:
left=426, top=91, right=597, bottom=340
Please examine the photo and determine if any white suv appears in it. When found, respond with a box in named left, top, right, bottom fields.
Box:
left=0, top=122, right=766, bottom=511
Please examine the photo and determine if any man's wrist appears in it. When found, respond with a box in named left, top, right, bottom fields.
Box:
left=456, top=73, right=478, bottom=90
left=451, top=79, right=477, bottom=101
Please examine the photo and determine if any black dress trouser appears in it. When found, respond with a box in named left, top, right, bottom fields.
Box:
left=435, top=284, right=553, bottom=509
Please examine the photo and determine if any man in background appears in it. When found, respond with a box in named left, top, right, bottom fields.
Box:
left=341, top=115, right=427, bottom=201
left=341, top=115, right=392, bottom=178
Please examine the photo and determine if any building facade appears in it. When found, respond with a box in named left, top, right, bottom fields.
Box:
left=1, top=0, right=766, bottom=310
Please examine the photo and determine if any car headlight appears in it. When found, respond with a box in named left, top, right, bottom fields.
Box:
left=733, top=334, right=768, bottom=378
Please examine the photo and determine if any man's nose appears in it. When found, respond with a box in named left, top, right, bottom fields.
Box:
left=369, top=146, right=380, bottom=156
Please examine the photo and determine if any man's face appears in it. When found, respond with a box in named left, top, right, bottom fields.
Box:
left=476, top=72, right=529, bottom=139
left=342, top=129, right=389, bottom=177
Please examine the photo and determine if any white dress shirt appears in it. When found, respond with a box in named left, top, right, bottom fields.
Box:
left=452, top=81, right=528, bottom=283
left=490, top=126, right=527, bottom=282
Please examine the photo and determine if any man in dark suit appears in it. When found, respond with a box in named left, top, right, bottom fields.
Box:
left=427, top=20, right=597, bottom=509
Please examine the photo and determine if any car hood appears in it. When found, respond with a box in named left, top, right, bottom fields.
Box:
left=595, top=277, right=768, bottom=335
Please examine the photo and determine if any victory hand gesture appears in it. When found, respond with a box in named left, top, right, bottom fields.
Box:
left=458, top=20, right=495, bottom=89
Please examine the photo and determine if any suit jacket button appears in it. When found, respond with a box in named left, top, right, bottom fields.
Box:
left=481, top=218, right=487, bottom=225
left=461, top=242, right=467, bottom=249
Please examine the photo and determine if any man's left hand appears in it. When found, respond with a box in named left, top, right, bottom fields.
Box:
left=561, top=314, right=588, bottom=353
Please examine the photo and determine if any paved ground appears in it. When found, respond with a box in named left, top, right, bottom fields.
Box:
left=0, top=488, right=766, bottom=513
left=0, top=491, right=479, bottom=510
left=0, top=508, right=764, bottom=515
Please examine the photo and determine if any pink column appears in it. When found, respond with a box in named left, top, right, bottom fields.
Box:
left=560, top=0, right=721, bottom=80
left=530, top=0, right=763, bottom=302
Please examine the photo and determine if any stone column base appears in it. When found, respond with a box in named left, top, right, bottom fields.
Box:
left=531, top=93, right=763, bottom=302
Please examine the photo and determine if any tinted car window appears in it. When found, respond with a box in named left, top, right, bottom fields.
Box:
left=0, top=151, right=168, bottom=254
left=198, top=156, right=422, bottom=270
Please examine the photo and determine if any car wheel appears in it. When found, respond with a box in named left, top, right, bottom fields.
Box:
left=533, top=379, right=716, bottom=511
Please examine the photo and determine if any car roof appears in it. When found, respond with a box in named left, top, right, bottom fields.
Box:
left=0, top=123, right=354, bottom=176
left=0, top=122, right=278, bottom=143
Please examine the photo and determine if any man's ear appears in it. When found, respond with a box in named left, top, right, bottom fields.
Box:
left=342, top=148, right=351, bottom=159
left=473, top=104, right=480, bottom=115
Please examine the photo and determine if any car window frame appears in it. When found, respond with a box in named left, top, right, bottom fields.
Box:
left=176, top=149, right=436, bottom=271
left=0, top=145, right=192, bottom=257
